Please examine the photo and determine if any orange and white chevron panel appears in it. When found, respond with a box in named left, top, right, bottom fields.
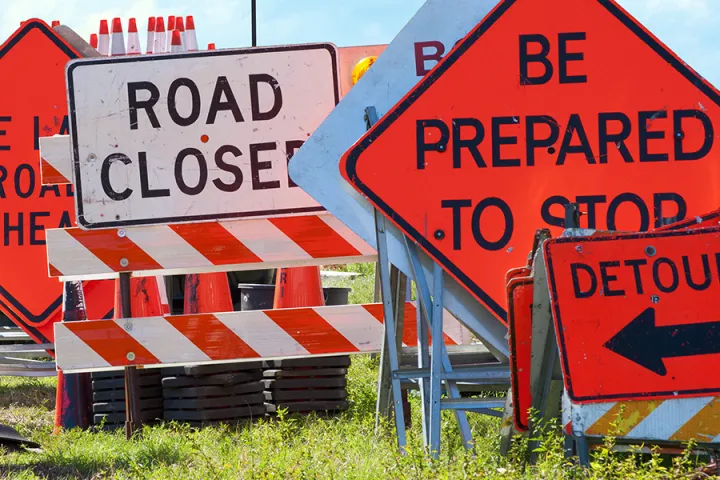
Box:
left=54, top=302, right=470, bottom=372
left=46, top=213, right=376, bottom=279
left=564, top=393, right=720, bottom=444
left=39, top=135, right=72, bottom=185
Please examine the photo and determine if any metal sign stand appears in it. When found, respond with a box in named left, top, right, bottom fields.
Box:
left=367, top=106, right=508, bottom=458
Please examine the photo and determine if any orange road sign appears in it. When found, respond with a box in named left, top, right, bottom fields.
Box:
left=0, top=20, right=114, bottom=343
left=340, top=0, right=720, bottom=322
left=545, top=228, right=720, bottom=403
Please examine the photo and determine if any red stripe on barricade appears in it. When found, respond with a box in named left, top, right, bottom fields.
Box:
left=265, top=307, right=359, bottom=355
left=169, top=223, right=262, bottom=265
left=166, top=313, right=260, bottom=360
left=270, top=216, right=361, bottom=258
left=68, top=229, right=162, bottom=271
left=64, top=321, right=159, bottom=366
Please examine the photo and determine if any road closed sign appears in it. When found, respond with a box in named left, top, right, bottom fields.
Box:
left=545, top=228, right=720, bottom=403
left=341, top=0, right=720, bottom=321
left=68, top=44, right=339, bottom=229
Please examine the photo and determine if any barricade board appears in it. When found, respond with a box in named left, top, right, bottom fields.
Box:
left=55, top=302, right=470, bottom=372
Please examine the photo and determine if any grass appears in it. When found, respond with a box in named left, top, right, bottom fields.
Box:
left=0, top=265, right=714, bottom=478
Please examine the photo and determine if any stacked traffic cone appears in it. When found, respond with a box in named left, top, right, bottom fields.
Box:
left=89, top=33, right=98, bottom=49
left=169, top=29, right=183, bottom=53
left=54, top=281, right=91, bottom=433
left=110, top=17, right=125, bottom=56
left=175, top=17, right=186, bottom=49
left=51, top=20, right=60, bottom=28
left=153, top=17, right=166, bottom=53
left=267, top=267, right=350, bottom=414
left=126, top=18, right=141, bottom=54
left=207, top=43, right=216, bottom=50
left=146, top=17, right=155, bottom=54
left=166, top=16, right=176, bottom=52
left=97, top=19, right=110, bottom=55
left=185, top=16, right=198, bottom=51
left=273, top=266, right=324, bottom=308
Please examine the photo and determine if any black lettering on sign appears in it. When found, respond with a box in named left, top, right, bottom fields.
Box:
left=416, top=119, right=449, bottom=170
left=29, top=212, right=50, bottom=246
left=127, top=82, right=160, bottom=130
left=452, top=118, right=486, bottom=168
left=491, top=117, right=520, bottom=167
left=624, top=259, right=647, bottom=294
left=652, top=257, right=679, bottom=293
left=576, top=195, right=606, bottom=229
left=541, top=195, right=569, bottom=227
left=558, top=32, right=587, bottom=84
left=285, top=140, right=304, bottom=188
left=206, top=76, right=244, bottom=125
left=139, top=152, right=170, bottom=198
left=674, top=109, right=714, bottom=161
left=519, top=34, right=553, bottom=85
left=0, top=116, right=10, bottom=151
left=101, top=153, right=133, bottom=201
left=250, top=142, right=280, bottom=190
left=33, top=116, right=39, bottom=151
left=598, top=112, right=633, bottom=163
left=607, top=192, right=649, bottom=231
left=471, top=197, right=513, bottom=251
left=557, top=114, right=595, bottom=165
left=571, top=263, right=596, bottom=298
left=213, top=145, right=244, bottom=192
left=414, top=41, right=445, bottom=77
left=14, top=164, right=35, bottom=199
left=654, top=192, right=687, bottom=227
left=638, top=110, right=668, bottom=162
left=168, top=78, right=201, bottom=127
left=39, top=184, right=61, bottom=198
left=682, top=254, right=711, bottom=291
left=58, top=210, right=72, bottom=228
left=526, top=115, right=559, bottom=166
left=0, top=165, right=6, bottom=198
left=441, top=199, right=472, bottom=250
left=59, top=115, right=69, bottom=136
left=250, top=74, right=282, bottom=121
left=599, top=261, right=624, bottom=297
left=4, top=213, right=23, bottom=246
left=175, top=148, right=208, bottom=195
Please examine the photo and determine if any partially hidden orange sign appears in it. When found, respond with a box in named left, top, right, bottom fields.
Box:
left=0, top=20, right=114, bottom=343
left=545, top=228, right=720, bottom=402
left=341, top=0, right=720, bottom=322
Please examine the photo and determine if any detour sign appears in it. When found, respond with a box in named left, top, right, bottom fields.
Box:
left=545, top=228, right=720, bottom=403
left=341, top=0, right=720, bottom=322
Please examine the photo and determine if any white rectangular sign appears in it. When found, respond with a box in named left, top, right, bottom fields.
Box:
left=67, top=44, right=339, bottom=229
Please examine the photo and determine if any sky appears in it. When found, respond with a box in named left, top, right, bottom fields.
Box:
left=0, top=0, right=719, bottom=85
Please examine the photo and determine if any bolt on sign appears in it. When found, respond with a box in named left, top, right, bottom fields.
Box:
left=340, top=0, right=720, bottom=322
left=67, top=44, right=339, bottom=229
left=545, top=228, right=720, bottom=403
left=0, top=20, right=115, bottom=343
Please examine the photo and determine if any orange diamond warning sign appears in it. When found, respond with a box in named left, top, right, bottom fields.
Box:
left=0, top=20, right=114, bottom=343
left=341, top=0, right=720, bottom=321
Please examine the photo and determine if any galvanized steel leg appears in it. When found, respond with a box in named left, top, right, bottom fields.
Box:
left=428, top=263, right=444, bottom=458
left=417, top=291, right=431, bottom=446
left=374, top=210, right=407, bottom=451
left=405, top=241, right=473, bottom=452
left=576, top=436, right=590, bottom=467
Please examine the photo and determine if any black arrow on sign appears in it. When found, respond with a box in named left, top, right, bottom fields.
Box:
left=603, top=307, right=720, bottom=376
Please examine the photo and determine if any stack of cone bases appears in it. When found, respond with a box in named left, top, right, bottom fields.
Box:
left=110, top=17, right=125, bottom=56
left=97, top=19, right=110, bottom=55
left=126, top=18, right=141, bottom=54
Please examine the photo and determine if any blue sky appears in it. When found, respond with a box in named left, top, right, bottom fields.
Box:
left=1, top=0, right=719, bottom=85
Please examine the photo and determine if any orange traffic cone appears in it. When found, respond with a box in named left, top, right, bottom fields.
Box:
left=207, top=43, right=216, bottom=50
left=51, top=20, right=60, bottom=28
left=54, top=281, right=91, bottom=433
left=169, top=29, right=183, bottom=53
left=153, top=17, right=166, bottom=53
left=110, top=17, right=125, bottom=56
left=126, top=18, right=141, bottom=54
left=175, top=17, right=186, bottom=49
left=166, top=15, right=175, bottom=52
left=114, top=277, right=164, bottom=318
left=185, top=16, right=198, bottom=51
left=183, top=273, right=233, bottom=314
left=145, top=17, right=155, bottom=54
left=89, top=33, right=98, bottom=49
left=273, top=266, right=325, bottom=309
left=98, top=19, right=110, bottom=55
